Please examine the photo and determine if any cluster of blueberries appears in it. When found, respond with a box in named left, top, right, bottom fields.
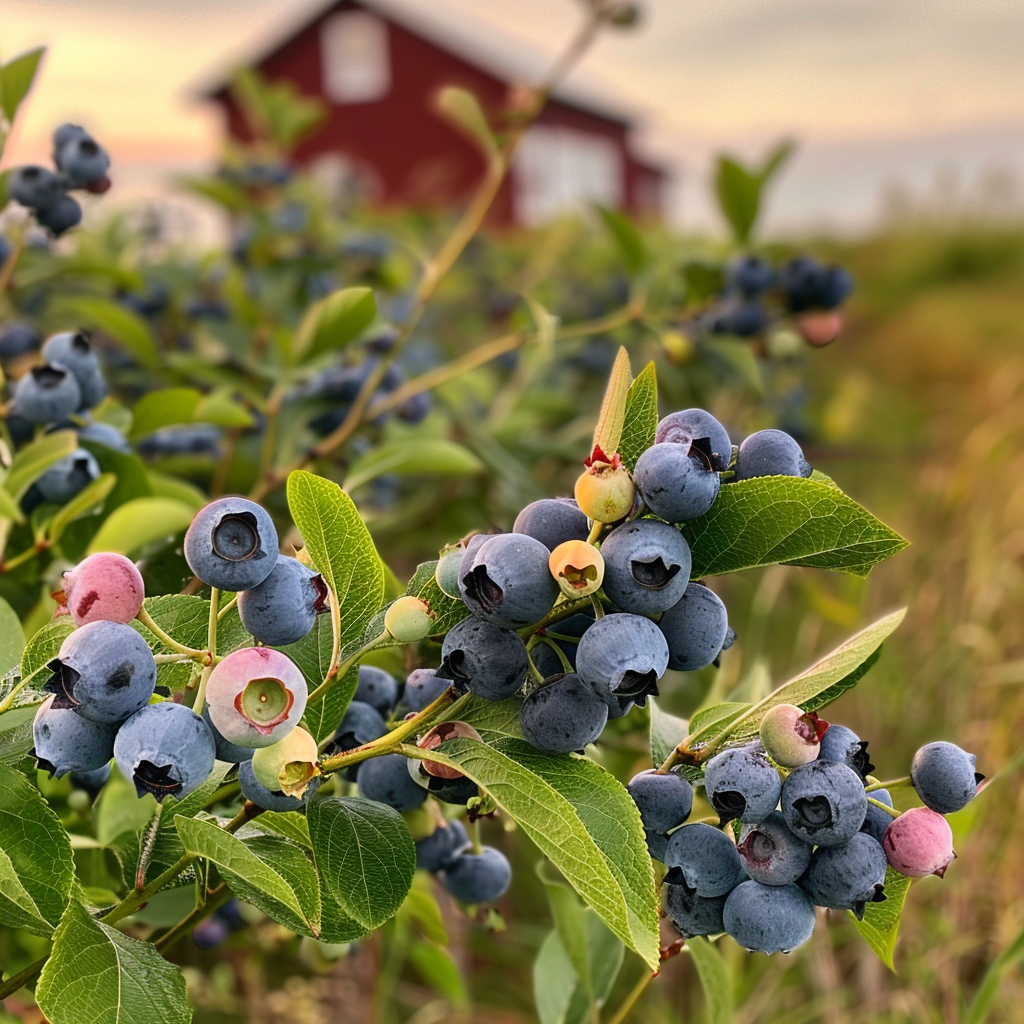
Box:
left=6, top=124, right=111, bottom=236
left=630, top=707, right=981, bottom=954
left=701, top=253, right=854, bottom=349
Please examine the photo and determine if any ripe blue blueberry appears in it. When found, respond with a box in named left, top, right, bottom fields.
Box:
left=114, top=701, right=216, bottom=801
left=33, top=695, right=117, bottom=778
left=529, top=612, right=592, bottom=677
left=0, top=323, right=40, bottom=359
left=664, top=822, right=746, bottom=897
left=41, top=330, right=99, bottom=388
left=52, top=123, right=90, bottom=155
left=860, top=787, right=893, bottom=844
left=599, top=519, right=691, bottom=615
left=329, top=700, right=388, bottom=757
left=184, top=496, right=279, bottom=591
left=645, top=829, right=670, bottom=863
left=781, top=760, right=868, bottom=847
left=818, top=723, right=874, bottom=781
left=703, top=747, right=782, bottom=824
left=137, top=424, right=223, bottom=459
left=56, top=136, right=111, bottom=187
left=800, top=832, right=888, bottom=919
left=658, top=582, right=731, bottom=672
left=736, top=811, right=811, bottom=886
left=395, top=391, right=432, bottom=424
left=397, top=668, right=450, bottom=714
left=512, top=498, right=590, bottom=552
left=356, top=753, right=427, bottom=812
left=816, top=266, right=854, bottom=309
left=437, top=617, right=529, bottom=701
left=238, top=758, right=322, bottom=811
left=655, top=409, right=733, bottom=471
left=779, top=256, right=826, bottom=313
left=354, top=664, right=400, bottom=716
left=734, top=429, right=811, bottom=481
left=45, top=620, right=156, bottom=724
left=627, top=768, right=694, bottom=833
left=727, top=255, right=775, bottom=297
left=9, top=166, right=65, bottom=212
left=723, top=880, right=816, bottom=954
left=78, top=420, right=131, bottom=453
left=238, top=555, right=327, bottom=646
left=416, top=820, right=469, bottom=872
left=413, top=767, right=480, bottom=806
left=13, top=365, right=82, bottom=423
left=439, top=846, right=512, bottom=903
left=633, top=443, right=720, bottom=523
left=69, top=763, right=111, bottom=798
left=910, top=741, right=982, bottom=814
left=36, top=448, right=101, bottom=504
left=36, top=195, right=83, bottom=237
left=709, top=299, right=771, bottom=338
left=459, top=533, right=559, bottom=629
left=575, top=613, right=669, bottom=706
left=664, top=879, right=729, bottom=938
left=201, top=707, right=255, bottom=763
left=519, top=672, right=609, bottom=754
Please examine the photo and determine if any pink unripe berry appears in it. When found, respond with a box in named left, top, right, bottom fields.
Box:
left=384, top=595, right=435, bottom=643
left=796, top=311, right=843, bottom=348
left=417, top=721, right=481, bottom=779
left=574, top=451, right=635, bottom=524
left=882, top=806, right=956, bottom=878
left=62, top=552, right=145, bottom=626
left=205, top=647, right=307, bottom=749
left=548, top=539, right=604, bottom=599
left=759, top=703, right=828, bottom=768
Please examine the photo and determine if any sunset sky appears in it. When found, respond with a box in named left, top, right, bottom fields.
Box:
left=3, top=0, right=1022, bottom=231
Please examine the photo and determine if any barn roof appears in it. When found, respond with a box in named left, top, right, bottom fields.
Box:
left=200, top=0, right=640, bottom=128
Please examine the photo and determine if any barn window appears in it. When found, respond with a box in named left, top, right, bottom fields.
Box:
left=513, top=126, right=624, bottom=226
left=320, top=12, right=390, bottom=103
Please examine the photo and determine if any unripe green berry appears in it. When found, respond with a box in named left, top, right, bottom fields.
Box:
left=759, top=703, right=828, bottom=768
left=434, top=546, right=464, bottom=599
left=384, top=595, right=435, bottom=642
left=574, top=459, right=634, bottom=523
left=251, top=726, right=319, bottom=798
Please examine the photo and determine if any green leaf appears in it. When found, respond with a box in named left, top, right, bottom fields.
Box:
left=294, top=287, right=376, bottom=360
left=408, top=941, right=468, bottom=1007
left=176, top=816, right=320, bottom=936
left=0, top=47, right=45, bottom=123
left=0, top=597, right=25, bottom=677
left=618, top=361, right=658, bottom=472
left=52, top=296, right=158, bottom=368
left=758, top=139, right=795, bottom=187
left=593, top=347, right=632, bottom=459
left=685, top=703, right=750, bottom=747
left=36, top=901, right=191, bottom=1024
left=86, top=497, right=195, bottom=556
left=418, top=738, right=659, bottom=969
left=683, top=477, right=909, bottom=579
left=94, top=765, right=157, bottom=848
left=3, top=430, right=78, bottom=501
left=965, top=917, right=1024, bottom=1024
left=539, top=863, right=593, bottom=998
left=307, top=796, right=415, bottom=937
left=686, top=936, right=733, bottom=1024
left=0, top=706, right=36, bottom=765
left=345, top=439, right=483, bottom=491
left=405, top=560, right=469, bottom=638
left=46, top=472, right=117, bottom=545
left=194, top=389, right=254, bottom=429
left=434, top=86, right=497, bottom=156
left=0, top=765, right=74, bottom=934
left=128, top=388, right=203, bottom=440
left=683, top=261, right=725, bottom=304
left=850, top=866, right=911, bottom=971
left=454, top=695, right=523, bottom=742
left=714, top=156, right=761, bottom=244
left=648, top=698, right=688, bottom=767
left=230, top=67, right=326, bottom=151
left=596, top=206, right=647, bottom=277
left=20, top=619, right=76, bottom=681
left=0, top=484, right=25, bottom=524
left=146, top=471, right=206, bottom=511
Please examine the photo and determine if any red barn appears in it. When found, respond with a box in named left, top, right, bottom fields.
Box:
left=204, top=0, right=667, bottom=226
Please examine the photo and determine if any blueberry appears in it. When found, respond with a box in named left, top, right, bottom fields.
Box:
left=9, top=166, right=65, bottom=212
left=548, top=540, right=605, bottom=600
left=655, top=409, right=732, bottom=471
left=860, top=788, right=893, bottom=844
left=13, top=365, right=82, bottom=423
left=800, top=832, right=888, bottom=919
left=633, top=444, right=720, bottom=523
left=658, top=583, right=731, bottom=672
left=519, top=672, right=609, bottom=754
left=114, top=701, right=216, bottom=801
left=574, top=458, right=635, bottom=524
left=599, top=519, right=691, bottom=614
left=779, top=256, right=826, bottom=313
left=709, top=299, right=771, bottom=338
left=664, top=823, right=746, bottom=897
left=816, top=266, right=854, bottom=309
left=645, top=829, right=670, bottom=863
left=664, top=879, right=729, bottom=938
left=759, top=703, right=826, bottom=768
left=420, top=772, right=479, bottom=806
left=137, top=424, right=223, bottom=459
left=41, top=330, right=99, bottom=389
left=437, top=617, right=529, bottom=701
left=439, top=846, right=511, bottom=903
left=56, top=136, right=111, bottom=187
left=0, top=323, right=40, bottom=359
left=737, top=811, right=812, bottom=885
left=882, top=806, right=955, bottom=878
left=734, top=429, right=811, bottom=481
left=62, top=552, right=145, bottom=626
left=416, top=820, right=469, bottom=872
left=36, top=448, right=101, bottom=504
left=36, top=194, right=83, bottom=237
left=69, top=763, right=111, bottom=798
left=575, top=613, right=668, bottom=706
left=238, top=758, right=322, bottom=811
left=781, top=760, right=868, bottom=847
left=910, top=741, right=982, bottom=814
left=703, top=747, right=781, bottom=824
left=45, top=620, right=156, bottom=724
left=727, top=255, right=775, bottom=297
left=397, top=668, right=450, bottom=714
left=354, top=665, right=400, bottom=716
left=459, top=533, right=559, bottom=629
left=238, top=555, right=327, bottom=646
left=329, top=700, right=387, bottom=756
left=723, top=881, right=816, bottom=954
left=818, top=723, right=874, bottom=781
left=201, top=707, right=255, bottom=763
left=357, top=753, right=427, bottom=812
left=251, top=726, right=318, bottom=797
left=191, top=916, right=230, bottom=950
left=52, top=124, right=90, bottom=157
left=458, top=533, right=490, bottom=581
left=184, top=497, right=279, bottom=591
left=528, top=613, right=592, bottom=678
left=395, top=391, right=431, bottom=424
left=512, top=499, right=590, bottom=552
left=205, top=647, right=307, bottom=749
left=627, top=768, right=694, bottom=832
left=78, top=420, right=131, bottom=453
left=33, top=695, right=117, bottom=778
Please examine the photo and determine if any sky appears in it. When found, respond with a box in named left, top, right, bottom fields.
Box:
left=2, top=0, right=1022, bottom=232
